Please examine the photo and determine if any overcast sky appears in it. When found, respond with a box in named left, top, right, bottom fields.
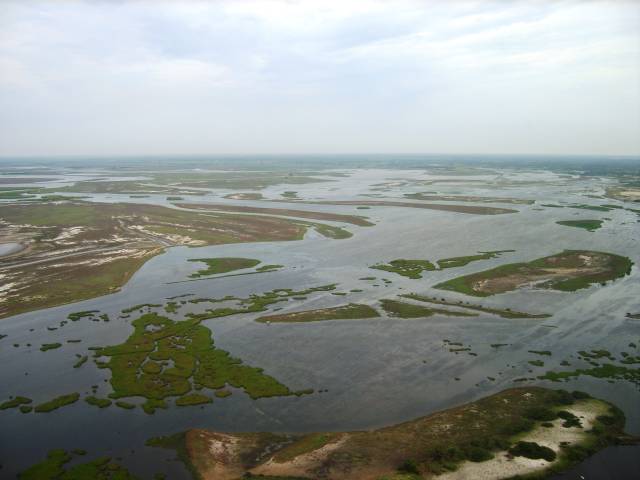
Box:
left=0, top=0, right=639, bottom=157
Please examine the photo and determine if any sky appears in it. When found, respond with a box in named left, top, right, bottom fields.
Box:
left=0, top=0, right=639, bottom=157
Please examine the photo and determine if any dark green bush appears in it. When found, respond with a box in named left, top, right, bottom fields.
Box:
left=571, top=390, right=591, bottom=400
left=509, top=441, right=557, bottom=462
left=524, top=406, right=557, bottom=421
left=398, top=459, right=420, bottom=474
left=499, top=417, right=534, bottom=435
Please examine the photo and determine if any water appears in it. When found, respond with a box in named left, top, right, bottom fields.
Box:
left=0, top=243, right=22, bottom=257
left=0, top=162, right=639, bottom=478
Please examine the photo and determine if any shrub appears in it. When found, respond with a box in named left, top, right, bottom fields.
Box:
left=509, top=441, right=557, bottom=462
left=398, top=459, right=420, bottom=474
left=524, top=407, right=557, bottom=422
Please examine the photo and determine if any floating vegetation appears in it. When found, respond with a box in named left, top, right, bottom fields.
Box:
left=0, top=396, right=32, bottom=410
left=68, top=310, right=99, bottom=321
left=73, top=355, right=88, bottom=368
left=539, top=363, right=640, bottom=386
left=556, top=220, right=603, bottom=232
left=529, top=350, right=552, bottom=356
left=40, top=343, right=62, bottom=352
left=121, top=303, right=161, bottom=314
left=175, top=393, right=212, bottom=406
left=17, top=449, right=138, bottom=479
left=85, top=396, right=112, bottom=408
left=34, top=393, right=80, bottom=413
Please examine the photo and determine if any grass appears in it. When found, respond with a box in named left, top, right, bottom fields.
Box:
left=401, top=294, right=550, bottom=319
left=436, top=250, right=515, bottom=269
left=17, top=449, right=138, bottom=479
left=371, top=259, right=436, bottom=279
left=0, top=201, right=320, bottom=319
left=85, top=396, right=112, bottom=408
left=539, top=363, right=640, bottom=386
left=34, top=393, right=80, bottom=413
left=175, top=393, right=212, bottom=406
left=556, top=220, right=603, bottom=232
left=0, top=396, right=32, bottom=410
left=434, top=250, right=633, bottom=296
left=95, top=312, right=298, bottom=407
left=188, top=257, right=261, bottom=277
left=256, top=303, right=379, bottom=323
left=73, top=356, right=88, bottom=368
left=40, top=343, right=62, bottom=352
left=380, top=299, right=475, bottom=319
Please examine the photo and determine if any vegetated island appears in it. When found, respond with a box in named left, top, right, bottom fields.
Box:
left=556, top=220, right=603, bottom=232
left=0, top=202, right=348, bottom=319
left=434, top=250, right=632, bottom=297
left=400, top=294, right=551, bottom=319
left=371, top=251, right=514, bottom=279
left=270, top=199, right=517, bottom=215
left=173, top=202, right=374, bottom=226
left=144, top=387, right=635, bottom=480
left=17, top=449, right=138, bottom=480
left=86, top=285, right=335, bottom=413
left=404, top=192, right=534, bottom=205
left=380, top=299, right=477, bottom=319
left=255, top=303, right=379, bottom=323
left=188, top=257, right=261, bottom=278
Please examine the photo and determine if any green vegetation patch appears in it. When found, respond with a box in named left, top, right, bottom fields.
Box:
left=17, top=449, right=138, bottom=479
left=94, top=312, right=300, bottom=406
left=256, top=303, right=379, bottom=323
left=371, top=259, right=436, bottom=279
left=0, top=396, right=32, bottom=410
left=40, top=343, right=62, bottom=352
left=34, top=392, right=80, bottom=413
left=85, top=396, right=112, bottom=408
left=539, top=363, right=640, bottom=386
left=509, top=441, right=557, bottom=462
left=556, top=220, right=603, bottom=232
left=436, top=250, right=514, bottom=269
left=401, top=294, right=549, bottom=319
left=381, top=299, right=475, bottom=319
left=175, top=393, right=212, bottom=406
left=73, top=356, right=88, bottom=368
left=188, top=257, right=261, bottom=277
left=434, top=250, right=633, bottom=296
left=68, top=310, right=99, bottom=321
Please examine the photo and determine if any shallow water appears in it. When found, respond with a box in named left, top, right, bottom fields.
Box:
left=0, top=164, right=639, bottom=478
left=0, top=243, right=22, bottom=257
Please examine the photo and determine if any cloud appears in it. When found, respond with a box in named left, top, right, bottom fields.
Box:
left=0, top=0, right=638, bottom=156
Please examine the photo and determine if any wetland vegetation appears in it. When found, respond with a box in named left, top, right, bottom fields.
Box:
left=401, top=294, right=550, bottom=318
left=380, top=299, right=475, bottom=319
left=371, top=251, right=514, bottom=279
left=434, top=250, right=632, bottom=296
left=556, top=219, right=604, bottom=232
left=152, top=388, right=632, bottom=480
left=256, top=303, right=379, bottom=323
left=188, top=257, right=261, bottom=277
